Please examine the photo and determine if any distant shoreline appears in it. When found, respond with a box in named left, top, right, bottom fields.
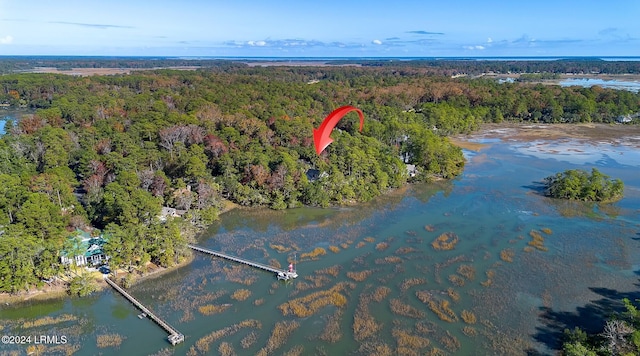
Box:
left=13, top=65, right=640, bottom=82
left=453, top=122, right=640, bottom=148
left=17, top=66, right=200, bottom=77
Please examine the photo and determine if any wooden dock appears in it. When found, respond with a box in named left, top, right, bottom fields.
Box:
left=188, top=244, right=298, bottom=280
left=104, top=277, right=184, bottom=345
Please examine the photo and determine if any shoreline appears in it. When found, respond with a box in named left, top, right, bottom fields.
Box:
left=0, top=202, right=239, bottom=306
left=0, top=254, right=197, bottom=306
left=2, top=124, right=637, bottom=305
left=453, top=122, right=640, bottom=148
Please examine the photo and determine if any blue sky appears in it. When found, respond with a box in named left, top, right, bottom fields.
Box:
left=1, top=0, right=639, bottom=57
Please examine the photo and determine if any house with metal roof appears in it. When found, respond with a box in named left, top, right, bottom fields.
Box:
left=61, top=229, right=109, bottom=267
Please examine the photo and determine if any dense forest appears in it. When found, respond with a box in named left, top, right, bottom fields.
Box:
left=0, top=61, right=639, bottom=293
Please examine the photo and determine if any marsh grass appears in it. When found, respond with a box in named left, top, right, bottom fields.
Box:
left=218, top=341, right=236, bottom=356
left=268, top=259, right=282, bottom=269
left=25, top=345, right=47, bottom=355
left=400, top=278, right=427, bottom=292
left=353, top=291, right=383, bottom=341
left=96, top=333, right=125, bottom=348
left=372, top=286, right=392, bottom=302
left=282, top=345, right=304, bottom=356
left=375, top=256, right=403, bottom=264
left=392, top=328, right=431, bottom=350
left=416, top=291, right=458, bottom=322
left=278, top=282, right=353, bottom=318
left=390, top=298, right=426, bottom=318
left=462, top=326, right=477, bottom=337
left=357, top=341, right=393, bottom=356
left=240, top=331, right=258, bottom=349
left=22, top=314, right=77, bottom=329
left=528, top=230, right=548, bottom=251
left=461, top=310, right=477, bottom=324
left=448, top=274, right=465, bottom=286
left=43, top=344, right=81, bottom=355
left=190, top=319, right=262, bottom=355
left=499, top=249, right=515, bottom=262
left=438, top=331, right=461, bottom=352
left=415, top=320, right=437, bottom=335
left=270, top=244, right=291, bottom=253
left=198, top=304, right=232, bottom=316
left=300, top=247, right=327, bottom=261
left=316, top=265, right=341, bottom=277
left=318, top=309, right=343, bottom=343
left=223, top=266, right=258, bottom=285
left=434, top=255, right=468, bottom=284
left=257, top=320, right=300, bottom=356
left=431, top=232, right=459, bottom=251
left=447, top=288, right=460, bottom=302
left=395, top=247, right=418, bottom=255
left=456, top=264, right=476, bottom=280
left=480, top=269, right=495, bottom=287
left=231, top=289, right=251, bottom=301
left=347, top=270, right=373, bottom=282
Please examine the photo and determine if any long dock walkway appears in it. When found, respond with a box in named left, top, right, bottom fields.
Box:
left=104, top=277, right=184, bottom=345
left=188, top=244, right=298, bottom=280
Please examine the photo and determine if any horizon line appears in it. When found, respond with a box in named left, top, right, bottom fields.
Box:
left=1, top=55, right=640, bottom=60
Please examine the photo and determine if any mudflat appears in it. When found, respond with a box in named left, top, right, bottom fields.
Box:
left=24, top=66, right=199, bottom=76
left=455, top=123, right=640, bottom=148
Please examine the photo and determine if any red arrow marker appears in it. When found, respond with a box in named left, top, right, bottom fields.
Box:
left=313, top=105, right=364, bottom=155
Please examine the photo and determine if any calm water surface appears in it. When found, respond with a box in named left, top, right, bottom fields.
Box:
left=559, top=78, right=640, bottom=92
left=0, top=110, right=29, bottom=135
left=1, top=134, right=639, bottom=355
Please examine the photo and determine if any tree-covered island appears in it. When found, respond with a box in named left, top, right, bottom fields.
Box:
left=0, top=60, right=638, bottom=295
left=543, top=168, right=624, bottom=202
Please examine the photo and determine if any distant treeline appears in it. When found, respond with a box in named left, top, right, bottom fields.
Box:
left=0, top=57, right=245, bottom=73
left=339, top=59, right=640, bottom=75
left=1, top=56, right=640, bottom=75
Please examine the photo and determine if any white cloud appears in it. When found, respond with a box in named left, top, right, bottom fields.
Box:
left=372, top=39, right=382, bottom=45
left=0, top=35, right=13, bottom=44
left=487, top=37, right=493, bottom=43
left=247, top=40, right=266, bottom=46
left=463, top=45, right=485, bottom=50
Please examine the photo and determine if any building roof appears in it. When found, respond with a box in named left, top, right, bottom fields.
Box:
left=62, top=229, right=107, bottom=258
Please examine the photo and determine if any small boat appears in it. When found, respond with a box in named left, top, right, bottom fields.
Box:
left=138, top=313, right=147, bottom=319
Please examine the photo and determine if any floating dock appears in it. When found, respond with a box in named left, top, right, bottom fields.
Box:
left=104, top=277, right=184, bottom=345
left=188, top=244, right=298, bottom=280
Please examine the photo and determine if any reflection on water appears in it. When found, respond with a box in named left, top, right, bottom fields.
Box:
left=1, top=138, right=639, bottom=355
left=559, top=78, right=640, bottom=92
left=512, top=139, right=640, bottom=167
